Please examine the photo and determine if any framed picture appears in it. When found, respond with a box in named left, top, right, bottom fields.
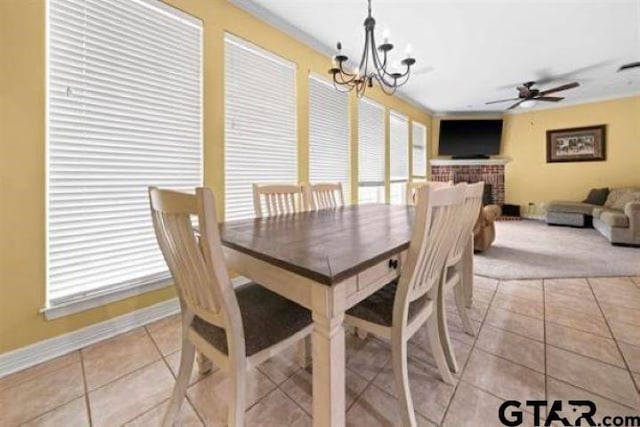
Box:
left=546, top=125, right=607, bottom=163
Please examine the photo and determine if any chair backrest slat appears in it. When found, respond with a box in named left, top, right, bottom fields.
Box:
left=252, top=183, right=309, bottom=218
left=449, top=182, right=485, bottom=265
left=406, top=180, right=453, bottom=206
left=309, top=182, right=344, bottom=210
left=149, top=187, right=237, bottom=327
left=398, top=184, right=467, bottom=305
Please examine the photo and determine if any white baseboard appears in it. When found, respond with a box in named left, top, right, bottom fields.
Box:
left=0, top=298, right=181, bottom=379
left=0, top=276, right=252, bottom=379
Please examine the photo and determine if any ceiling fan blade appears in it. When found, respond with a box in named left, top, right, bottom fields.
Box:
left=507, top=99, right=526, bottom=110
left=535, top=96, right=564, bottom=102
left=618, top=62, right=640, bottom=72
left=539, top=82, right=580, bottom=96
left=485, top=97, right=520, bottom=105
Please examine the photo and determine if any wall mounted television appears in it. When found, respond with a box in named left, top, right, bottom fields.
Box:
left=438, top=119, right=503, bottom=159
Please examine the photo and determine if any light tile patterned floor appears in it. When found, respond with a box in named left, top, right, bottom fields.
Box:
left=2, top=276, right=640, bottom=426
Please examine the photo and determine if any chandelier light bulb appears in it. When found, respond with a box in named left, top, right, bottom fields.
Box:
left=383, top=28, right=390, bottom=43
left=405, top=43, right=413, bottom=56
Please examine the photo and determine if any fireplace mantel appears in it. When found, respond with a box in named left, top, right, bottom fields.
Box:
left=429, top=157, right=511, bottom=166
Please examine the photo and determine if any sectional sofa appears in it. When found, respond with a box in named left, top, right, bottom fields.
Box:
left=546, top=187, right=640, bottom=246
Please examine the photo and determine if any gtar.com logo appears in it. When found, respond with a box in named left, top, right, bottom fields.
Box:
left=498, top=400, right=640, bottom=426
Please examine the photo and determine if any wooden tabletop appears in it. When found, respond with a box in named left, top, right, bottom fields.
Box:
left=220, top=204, right=415, bottom=286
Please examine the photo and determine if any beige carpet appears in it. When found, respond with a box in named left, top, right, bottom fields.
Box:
left=474, top=219, right=640, bottom=279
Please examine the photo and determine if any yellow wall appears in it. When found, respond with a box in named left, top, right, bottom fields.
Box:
left=502, top=96, right=640, bottom=208
left=0, top=0, right=431, bottom=354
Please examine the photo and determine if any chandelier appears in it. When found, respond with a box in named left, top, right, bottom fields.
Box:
left=329, top=0, right=416, bottom=97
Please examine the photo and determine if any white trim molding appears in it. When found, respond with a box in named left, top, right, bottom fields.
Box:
left=0, top=298, right=180, bottom=379
left=0, top=276, right=252, bottom=379
left=429, top=157, right=511, bottom=166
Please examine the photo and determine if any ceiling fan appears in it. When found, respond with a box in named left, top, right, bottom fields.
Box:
left=486, top=81, right=580, bottom=110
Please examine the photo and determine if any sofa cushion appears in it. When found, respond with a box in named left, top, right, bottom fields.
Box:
left=592, top=207, right=604, bottom=219
left=609, top=191, right=640, bottom=211
left=600, top=211, right=629, bottom=228
left=604, top=187, right=640, bottom=209
left=547, top=201, right=597, bottom=216
left=582, top=188, right=609, bottom=206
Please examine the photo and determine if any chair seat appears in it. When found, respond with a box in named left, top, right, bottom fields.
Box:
left=192, top=283, right=312, bottom=357
left=346, top=280, right=428, bottom=327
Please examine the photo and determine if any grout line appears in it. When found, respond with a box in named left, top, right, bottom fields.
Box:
left=545, top=374, right=640, bottom=412
left=0, top=351, right=79, bottom=393
left=479, top=321, right=544, bottom=344
left=439, top=279, right=498, bottom=425
left=544, top=342, right=627, bottom=371
left=6, top=353, right=90, bottom=426
left=345, top=334, right=391, bottom=415
left=457, top=378, right=536, bottom=417
left=78, top=350, right=94, bottom=427
left=585, top=277, right=640, bottom=402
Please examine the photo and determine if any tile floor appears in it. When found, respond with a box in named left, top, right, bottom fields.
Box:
left=2, top=276, right=640, bottom=426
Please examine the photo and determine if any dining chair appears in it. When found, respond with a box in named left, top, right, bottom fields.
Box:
left=252, top=183, right=310, bottom=218
left=149, top=187, right=313, bottom=427
left=344, top=184, right=468, bottom=427
left=308, top=182, right=345, bottom=210
left=437, top=182, right=485, bottom=374
left=406, top=180, right=453, bottom=206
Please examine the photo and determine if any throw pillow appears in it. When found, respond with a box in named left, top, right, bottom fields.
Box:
left=604, top=187, right=640, bottom=208
left=610, top=191, right=640, bottom=211
left=582, top=188, right=609, bottom=206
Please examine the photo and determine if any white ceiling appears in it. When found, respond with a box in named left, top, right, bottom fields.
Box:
left=236, top=0, right=640, bottom=114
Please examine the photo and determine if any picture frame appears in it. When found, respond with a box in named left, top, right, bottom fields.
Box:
left=546, top=125, right=607, bottom=163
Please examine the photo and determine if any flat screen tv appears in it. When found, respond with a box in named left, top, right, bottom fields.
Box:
left=438, top=119, right=503, bottom=158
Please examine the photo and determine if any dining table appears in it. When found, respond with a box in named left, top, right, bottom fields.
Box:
left=219, top=203, right=474, bottom=427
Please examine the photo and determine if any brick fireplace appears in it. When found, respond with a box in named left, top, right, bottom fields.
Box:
left=429, top=158, right=509, bottom=205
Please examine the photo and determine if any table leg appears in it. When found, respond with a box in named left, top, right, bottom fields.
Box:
left=311, top=283, right=346, bottom=427
left=463, top=234, right=474, bottom=308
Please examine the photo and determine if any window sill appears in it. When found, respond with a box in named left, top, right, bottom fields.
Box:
left=41, top=279, right=174, bottom=320
left=41, top=276, right=253, bottom=320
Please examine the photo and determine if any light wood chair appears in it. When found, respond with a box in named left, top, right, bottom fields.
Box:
left=308, top=182, right=345, bottom=210
left=149, top=187, right=313, bottom=427
left=437, top=182, right=485, bottom=374
left=406, top=180, right=453, bottom=206
left=344, top=184, right=468, bottom=427
left=252, top=183, right=310, bottom=218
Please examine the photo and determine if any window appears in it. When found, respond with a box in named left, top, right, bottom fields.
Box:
left=412, top=122, right=428, bottom=178
left=390, top=112, right=409, bottom=204
left=224, top=34, right=297, bottom=220
left=308, top=76, right=350, bottom=202
left=358, top=98, right=385, bottom=204
left=47, top=0, right=203, bottom=306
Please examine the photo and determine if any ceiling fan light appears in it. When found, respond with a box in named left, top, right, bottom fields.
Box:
left=520, top=99, right=537, bottom=108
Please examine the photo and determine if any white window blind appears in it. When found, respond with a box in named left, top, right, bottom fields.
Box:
left=412, top=122, right=427, bottom=178
left=46, top=0, right=203, bottom=305
left=390, top=112, right=408, bottom=204
left=309, top=76, right=350, bottom=203
left=224, top=34, right=297, bottom=220
left=358, top=98, right=385, bottom=204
